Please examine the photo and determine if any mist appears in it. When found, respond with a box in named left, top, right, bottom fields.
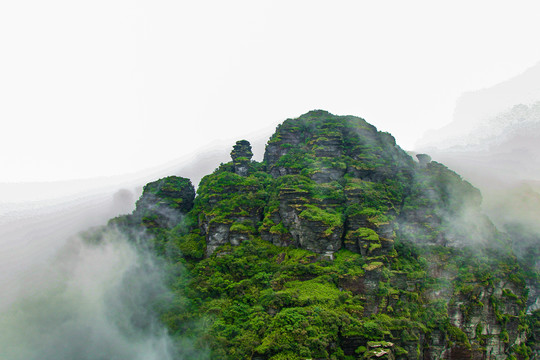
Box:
left=0, top=227, right=181, bottom=359
left=415, top=70, right=540, bottom=312
left=0, top=154, right=225, bottom=360
left=417, top=101, right=540, bottom=252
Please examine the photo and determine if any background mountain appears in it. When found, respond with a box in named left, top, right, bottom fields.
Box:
left=416, top=67, right=540, bottom=321
left=417, top=61, right=540, bottom=153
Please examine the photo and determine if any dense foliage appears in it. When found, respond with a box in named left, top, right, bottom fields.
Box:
left=109, top=111, right=538, bottom=359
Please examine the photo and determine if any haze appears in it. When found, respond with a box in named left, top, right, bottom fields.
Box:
left=1, top=2, right=540, bottom=358
left=2, top=1, right=540, bottom=186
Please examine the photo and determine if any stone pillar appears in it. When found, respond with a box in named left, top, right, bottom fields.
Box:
left=231, top=140, right=253, bottom=176
left=416, top=153, right=432, bottom=167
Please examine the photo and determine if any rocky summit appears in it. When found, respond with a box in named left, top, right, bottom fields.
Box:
left=109, top=110, right=539, bottom=359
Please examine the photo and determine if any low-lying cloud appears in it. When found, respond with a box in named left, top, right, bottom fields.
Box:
left=0, top=227, right=191, bottom=360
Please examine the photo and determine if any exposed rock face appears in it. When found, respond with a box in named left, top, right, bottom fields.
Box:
left=196, top=142, right=264, bottom=256
left=231, top=139, right=253, bottom=176
left=152, top=110, right=536, bottom=359
left=205, top=222, right=230, bottom=255
left=107, top=176, right=196, bottom=256
left=278, top=189, right=343, bottom=257
left=443, top=281, right=525, bottom=359
left=416, top=153, right=431, bottom=167
left=258, top=111, right=406, bottom=257
left=131, top=176, right=195, bottom=228
left=199, top=111, right=500, bottom=258
left=264, top=125, right=304, bottom=177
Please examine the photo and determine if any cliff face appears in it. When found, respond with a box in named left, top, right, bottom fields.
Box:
left=111, top=110, right=539, bottom=360
left=196, top=110, right=492, bottom=257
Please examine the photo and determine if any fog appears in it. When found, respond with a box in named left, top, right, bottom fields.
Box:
left=2, top=57, right=540, bottom=357
left=1, top=1, right=539, bottom=358
left=0, top=228, right=180, bottom=360
left=0, top=153, right=227, bottom=359
left=418, top=103, right=540, bottom=238
left=415, top=67, right=540, bottom=312
left=3, top=102, right=540, bottom=357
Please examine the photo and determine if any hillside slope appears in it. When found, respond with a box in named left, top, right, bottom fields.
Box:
left=108, top=111, right=539, bottom=359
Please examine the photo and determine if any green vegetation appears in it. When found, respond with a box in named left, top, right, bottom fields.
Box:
left=299, top=204, right=342, bottom=228
left=109, top=110, right=537, bottom=359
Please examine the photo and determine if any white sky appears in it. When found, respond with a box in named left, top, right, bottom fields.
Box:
left=2, top=0, right=540, bottom=183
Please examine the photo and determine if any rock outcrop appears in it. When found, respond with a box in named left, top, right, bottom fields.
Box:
left=231, top=139, right=253, bottom=176
left=416, top=153, right=431, bottom=167
left=113, top=110, right=538, bottom=359
left=195, top=111, right=533, bottom=358
left=131, top=176, right=195, bottom=228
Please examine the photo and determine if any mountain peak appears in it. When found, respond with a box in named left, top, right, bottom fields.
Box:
left=107, top=111, right=536, bottom=359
